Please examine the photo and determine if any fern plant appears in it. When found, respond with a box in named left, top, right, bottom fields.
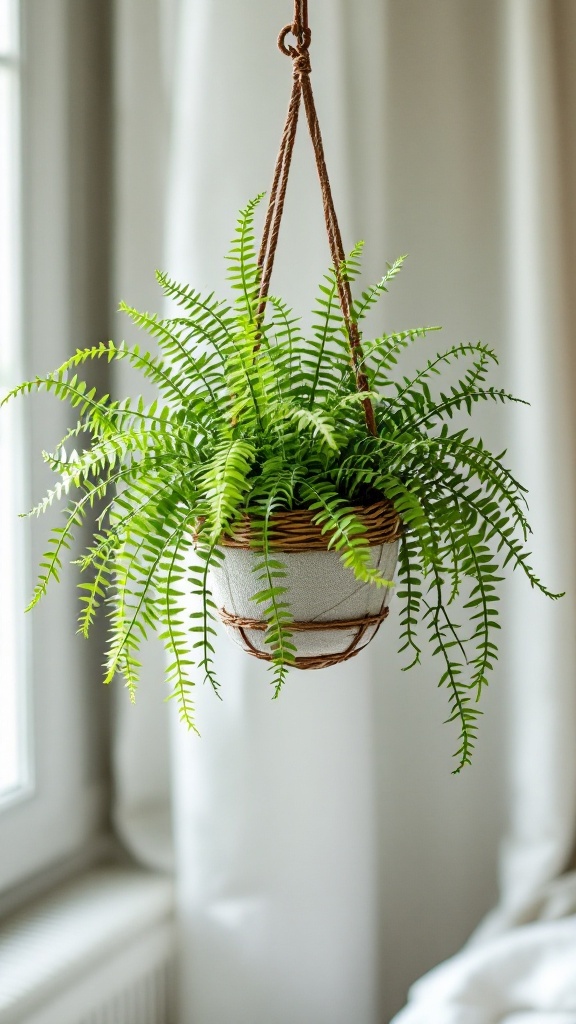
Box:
left=1, top=195, right=561, bottom=771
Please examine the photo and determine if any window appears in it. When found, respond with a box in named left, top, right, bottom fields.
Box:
left=0, top=0, right=29, bottom=806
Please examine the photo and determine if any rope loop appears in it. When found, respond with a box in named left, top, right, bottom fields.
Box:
left=278, top=23, right=311, bottom=58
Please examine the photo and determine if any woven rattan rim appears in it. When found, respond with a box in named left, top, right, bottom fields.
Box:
left=216, top=499, right=401, bottom=552
left=218, top=605, right=390, bottom=671
left=218, top=607, right=390, bottom=632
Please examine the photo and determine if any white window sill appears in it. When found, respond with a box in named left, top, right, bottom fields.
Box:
left=0, top=866, right=176, bottom=1024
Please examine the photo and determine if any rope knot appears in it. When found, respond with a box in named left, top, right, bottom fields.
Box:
left=292, top=49, right=311, bottom=78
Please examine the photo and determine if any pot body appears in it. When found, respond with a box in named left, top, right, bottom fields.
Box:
left=209, top=540, right=399, bottom=665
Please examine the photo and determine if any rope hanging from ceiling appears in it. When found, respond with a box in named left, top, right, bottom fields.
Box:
left=256, top=0, right=378, bottom=437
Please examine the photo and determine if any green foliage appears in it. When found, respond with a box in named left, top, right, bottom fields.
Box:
left=2, top=195, right=562, bottom=771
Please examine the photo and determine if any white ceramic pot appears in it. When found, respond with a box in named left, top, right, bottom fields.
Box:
left=209, top=539, right=399, bottom=666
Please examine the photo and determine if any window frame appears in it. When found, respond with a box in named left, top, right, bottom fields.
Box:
left=0, top=0, right=112, bottom=895
left=0, top=0, right=33, bottom=810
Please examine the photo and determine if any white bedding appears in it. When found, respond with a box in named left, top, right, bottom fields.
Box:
left=392, top=876, right=576, bottom=1024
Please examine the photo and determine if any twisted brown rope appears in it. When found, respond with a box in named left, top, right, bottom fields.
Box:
left=219, top=604, right=389, bottom=671
left=256, top=0, right=377, bottom=437
left=219, top=606, right=390, bottom=632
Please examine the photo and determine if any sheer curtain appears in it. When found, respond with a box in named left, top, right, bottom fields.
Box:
left=393, top=1, right=576, bottom=1019
left=113, top=1, right=576, bottom=1021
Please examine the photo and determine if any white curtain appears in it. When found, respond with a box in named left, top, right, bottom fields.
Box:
left=393, top=1, right=576, bottom=1019
left=113, top=1, right=576, bottom=1022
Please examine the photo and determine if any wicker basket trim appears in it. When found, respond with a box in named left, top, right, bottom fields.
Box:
left=218, top=606, right=390, bottom=632
left=218, top=605, right=390, bottom=671
left=215, top=499, right=401, bottom=552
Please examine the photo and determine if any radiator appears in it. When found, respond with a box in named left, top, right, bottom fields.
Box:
left=74, top=962, right=173, bottom=1024
left=0, top=867, right=176, bottom=1024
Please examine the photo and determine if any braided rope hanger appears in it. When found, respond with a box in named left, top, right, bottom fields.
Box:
left=256, top=0, right=378, bottom=437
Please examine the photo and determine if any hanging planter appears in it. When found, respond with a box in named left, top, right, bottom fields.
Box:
left=198, top=1, right=404, bottom=672
left=1, top=0, right=562, bottom=771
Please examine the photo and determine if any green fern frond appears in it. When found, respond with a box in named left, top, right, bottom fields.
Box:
left=353, top=253, right=408, bottom=322
left=227, top=193, right=265, bottom=319
left=302, top=481, right=395, bottom=588
left=278, top=403, right=339, bottom=450
left=202, top=438, right=257, bottom=543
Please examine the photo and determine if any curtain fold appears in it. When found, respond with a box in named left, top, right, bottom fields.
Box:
left=392, top=0, right=576, bottom=1019
left=113, top=0, right=576, bottom=1021
left=112, top=0, right=177, bottom=876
